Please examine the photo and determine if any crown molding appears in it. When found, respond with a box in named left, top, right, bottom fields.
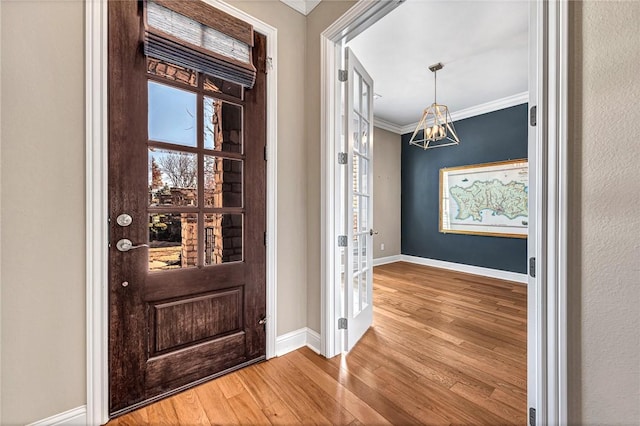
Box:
left=377, top=92, right=529, bottom=135
left=280, top=0, right=322, bottom=16
left=373, top=117, right=404, bottom=134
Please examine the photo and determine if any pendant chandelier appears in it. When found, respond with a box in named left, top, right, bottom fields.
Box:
left=408, top=62, right=460, bottom=150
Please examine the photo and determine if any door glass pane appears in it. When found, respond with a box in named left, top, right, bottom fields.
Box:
left=352, top=236, right=359, bottom=275
left=361, top=269, right=368, bottom=308
left=353, top=71, right=361, bottom=114
left=204, top=156, right=243, bottom=208
left=204, top=214, right=243, bottom=265
left=361, top=118, right=370, bottom=156
left=362, top=81, right=369, bottom=118
left=352, top=116, right=360, bottom=153
left=204, top=76, right=243, bottom=99
left=147, top=57, right=197, bottom=87
left=149, top=148, right=197, bottom=207
left=361, top=157, right=369, bottom=195
left=149, top=213, right=198, bottom=271
left=361, top=237, right=368, bottom=269
left=352, top=196, right=359, bottom=237
left=204, top=97, right=243, bottom=153
left=148, top=81, right=197, bottom=147
left=352, top=155, right=360, bottom=193
left=360, top=195, right=368, bottom=232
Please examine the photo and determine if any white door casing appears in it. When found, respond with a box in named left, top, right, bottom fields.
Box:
left=343, top=47, right=374, bottom=351
left=85, top=0, right=278, bottom=423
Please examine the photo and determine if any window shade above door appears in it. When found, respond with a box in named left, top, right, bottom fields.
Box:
left=144, top=0, right=257, bottom=88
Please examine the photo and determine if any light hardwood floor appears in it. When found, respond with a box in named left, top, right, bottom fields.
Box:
left=109, top=262, right=527, bottom=425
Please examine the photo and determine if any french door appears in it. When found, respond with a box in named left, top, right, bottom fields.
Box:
left=342, top=47, right=374, bottom=351
left=108, top=1, right=266, bottom=415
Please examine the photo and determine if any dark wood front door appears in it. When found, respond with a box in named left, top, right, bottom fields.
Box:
left=108, top=1, right=267, bottom=416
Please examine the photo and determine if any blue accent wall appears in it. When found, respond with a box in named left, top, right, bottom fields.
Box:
left=401, top=104, right=528, bottom=274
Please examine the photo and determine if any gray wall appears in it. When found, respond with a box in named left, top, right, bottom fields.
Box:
left=401, top=104, right=528, bottom=274
left=568, top=1, right=640, bottom=423
left=373, top=127, right=401, bottom=259
left=1, top=2, right=86, bottom=423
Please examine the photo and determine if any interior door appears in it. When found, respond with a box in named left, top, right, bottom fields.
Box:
left=108, top=1, right=266, bottom=416
left=344, top=47, right=374, bottom=351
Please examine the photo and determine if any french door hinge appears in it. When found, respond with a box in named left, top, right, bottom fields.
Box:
left=529, top=407, right=536, bottom=426
left=337, top=235, right=348, bottom=247
left=338, top=318, right=348, bottom=329
left=264, top=146, right=268, bottom=161
left=338, top=69, right=348, bottom=82
left=530, top=105, right=537, bottom=127
left=337, top=152, right=348, bottom=164
left=264, top=231, right=267, bottom=246
left=529, top=257, right=536, bottom=278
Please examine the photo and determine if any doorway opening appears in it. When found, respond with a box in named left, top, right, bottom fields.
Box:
left=320, top=1, right=570, bottom=425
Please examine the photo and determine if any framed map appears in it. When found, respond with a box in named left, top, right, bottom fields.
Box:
left=439, top=159, right=528, bottom=238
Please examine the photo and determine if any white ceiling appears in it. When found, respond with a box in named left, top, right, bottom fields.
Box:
left=346, top=0, right=529, bottom=129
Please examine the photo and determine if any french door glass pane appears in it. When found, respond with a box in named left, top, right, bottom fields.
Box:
left=353, top=71, right=361, bottom=114
left=149, top=148, right=197, bottom=207
left=148, top=81, right=197, bottom=147
left=149, top=213, right=198, bottom=271
left=204, top=214, right=243, bottom=265
left=361, top=118, right=369, bottom=156
left=362, top=81, right=369, bottom=118
left=204, top=156, right=243, bottom=208
left=360, top=195, right=368, bottom=232
left=352, top=236, right=359, bottom=275
left=352, top=116, right=360, bottom=152
left=204, top=97, right=243, bottom=153
left=352, top=196, right=359, bottom=236
left=352, top=155, right=360, bottom=193
left=361, top=157, right=369, bottom=195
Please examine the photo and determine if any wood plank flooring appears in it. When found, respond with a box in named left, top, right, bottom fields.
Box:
left=109, top=262, right=527, bottom=425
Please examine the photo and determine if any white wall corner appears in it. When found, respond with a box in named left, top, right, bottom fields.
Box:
left=373, top=116, right=404, bottom=135
left=401, top=255, right=528, bottom=284
left=280, top=0, right=321, bottom=16
left=27, top=406, right=87, bottom=426
left=275, top=328, right=321, bottom=356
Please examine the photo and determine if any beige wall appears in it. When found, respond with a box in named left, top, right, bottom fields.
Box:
left=305, top=0, right=356, bottom=334
left=568, top=1, right=640, bottom=424
left=225, top=1, right=308, bottom=337
left=0, top=1, right=86, bottom=424
left=372, top=127, right=401, bottom=259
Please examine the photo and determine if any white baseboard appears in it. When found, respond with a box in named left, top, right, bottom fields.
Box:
left=28, top=406, right=87, bottom=426
left=305, top=328, right=321, bottom=354
left=275, top=327, right=321, bottom=356
left=373, top=254, right=402, bottom=266
left=400, top=255, right=528, bottom=284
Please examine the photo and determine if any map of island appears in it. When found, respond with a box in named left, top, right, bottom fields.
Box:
left=449, top=179, right=528, bottom=222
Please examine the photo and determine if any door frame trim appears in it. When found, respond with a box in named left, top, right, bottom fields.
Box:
left=85, top=1, right=278, bottom=423
left=320, top=1, right=569, bottom=424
